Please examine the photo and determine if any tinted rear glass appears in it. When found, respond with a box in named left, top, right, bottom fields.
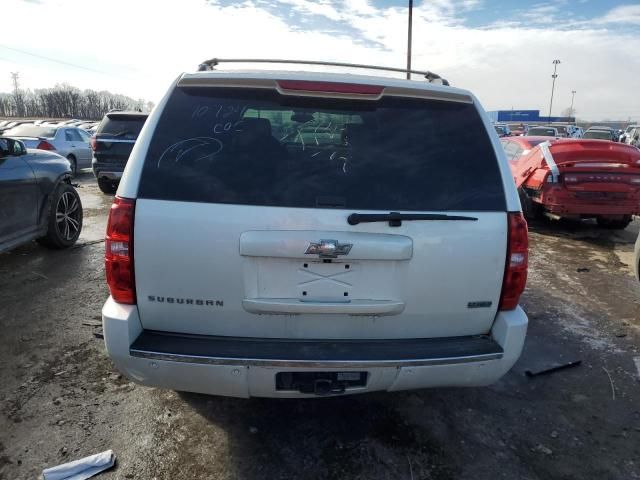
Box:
left=584, top=131, right=611, bottom=140
left=528, top=128, right=556, bottom=136
left=3, top=125, right=57, bottom=138
left=98, top=115, right=147, bottom=139
left=138, top=87, right=505, bottom=211
left=526, top=139, right=547, bottom=147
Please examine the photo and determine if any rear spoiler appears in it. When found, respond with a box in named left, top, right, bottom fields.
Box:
left=177, top=76, right=473, bottom=104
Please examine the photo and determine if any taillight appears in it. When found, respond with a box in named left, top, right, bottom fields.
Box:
left=90, top=136, right=97, bottom=151
left=499, top=212, right=528, bottom=310
left=563, top=173, right=640, bottom=185
left=105, top=197, right=136, bottom=304
left=36, top=140, right=55, bottom=151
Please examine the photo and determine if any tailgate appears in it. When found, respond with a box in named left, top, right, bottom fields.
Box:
left=94, top=137, right=135, bottom=165
left=134, top=201, right=507, bottom=339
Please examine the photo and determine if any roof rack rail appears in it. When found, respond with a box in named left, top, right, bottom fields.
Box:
left=197, top=58, right=450, bottom=86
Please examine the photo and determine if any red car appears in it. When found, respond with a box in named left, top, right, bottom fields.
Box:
left=505, top=137, right=640, bottom=229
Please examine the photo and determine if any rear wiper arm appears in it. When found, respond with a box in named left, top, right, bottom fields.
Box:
left=347, top=211, right=478, bottom=227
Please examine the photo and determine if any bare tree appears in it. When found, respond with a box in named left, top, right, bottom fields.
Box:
left=0, top=83, right=151, bottom=120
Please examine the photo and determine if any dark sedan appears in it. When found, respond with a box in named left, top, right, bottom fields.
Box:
left=0, top=137, right=83, bottom=253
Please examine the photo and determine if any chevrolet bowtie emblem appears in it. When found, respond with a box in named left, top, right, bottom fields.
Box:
left=305, top=239, right=353, bottom=258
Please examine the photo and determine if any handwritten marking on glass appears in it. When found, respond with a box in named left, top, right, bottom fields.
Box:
left=157, top=137, right=223, bottom=168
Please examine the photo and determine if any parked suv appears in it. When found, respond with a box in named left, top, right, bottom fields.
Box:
left=91, top=111, right=148, bottom=193
left=102, top=61, right=529, bottom=398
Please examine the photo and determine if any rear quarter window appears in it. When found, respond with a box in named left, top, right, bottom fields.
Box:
left=138, top=87, right=506, bottom=211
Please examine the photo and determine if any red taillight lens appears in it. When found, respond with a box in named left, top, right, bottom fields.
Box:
left=499, top=212, right=528, bottom=310
left=277, top=80, right=383, bottom=95
left=90, top=136, right=97, bottom=151
left=36, top=140, right=55, bottom=151
left=105, top=197, right=136, bottom=304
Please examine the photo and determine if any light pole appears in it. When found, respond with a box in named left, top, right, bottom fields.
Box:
left=406, top=0, right=413, bottom=79
left=570, top=90, right=576, bottom=117
left=547, top=59, right=561, bottom=122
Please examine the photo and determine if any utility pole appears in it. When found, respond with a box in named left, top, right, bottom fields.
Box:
left=570, top=90, right=576, bottom=117
left=406, top=0, right=413, bottom=80
left=547, top=59, right=561, bottom=122
left=10, top=72, right=23, bottom=117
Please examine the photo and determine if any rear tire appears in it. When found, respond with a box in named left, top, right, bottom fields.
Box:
left=596, top=216, right=632, bottom=230
left=67, top=155, right=77, bottom=177
left=97, top=177, right=118, bottom=194
left=37, top=183, right=83, bottom=249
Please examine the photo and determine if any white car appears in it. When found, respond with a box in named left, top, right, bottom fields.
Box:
left=101, top=60, right=529, bottom=398
left=626, top=127, right=640, bottom=147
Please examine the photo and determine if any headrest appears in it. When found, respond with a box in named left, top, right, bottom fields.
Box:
left=236, top=118, right=272, bottom=138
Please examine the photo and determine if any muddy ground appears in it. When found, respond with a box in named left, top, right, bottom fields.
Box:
left=1, top=172, right=639, bottom=480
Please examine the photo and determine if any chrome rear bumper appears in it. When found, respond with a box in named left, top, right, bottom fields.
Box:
left=102, top=298, right=528, bottom=397
left=129, top=331, right=504, bottom=369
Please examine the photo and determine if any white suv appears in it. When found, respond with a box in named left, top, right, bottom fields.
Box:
left=102, top=60, right=528, bottom=398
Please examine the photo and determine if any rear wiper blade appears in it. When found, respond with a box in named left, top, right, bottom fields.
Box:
left=112, top=131, right=134, bottom=138
left=347, top=211, right=478, bottom=227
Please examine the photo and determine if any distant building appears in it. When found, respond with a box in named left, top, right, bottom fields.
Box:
left=487, top=110, right=575, bottom=123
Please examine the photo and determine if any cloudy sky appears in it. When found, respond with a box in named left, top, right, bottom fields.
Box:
left=2, top=0, right=640, bottom=120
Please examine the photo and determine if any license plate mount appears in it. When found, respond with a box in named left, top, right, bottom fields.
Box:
left=275, top=371, right=367, bottom=394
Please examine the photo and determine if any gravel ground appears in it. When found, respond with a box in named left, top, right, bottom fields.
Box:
left=1, top=172, right=639, bottom=480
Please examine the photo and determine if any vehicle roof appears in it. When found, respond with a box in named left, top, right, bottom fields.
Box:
left=180, top=69, right=473, bottom=100
left=105, top=111, right=149, bottom=118
left=587, top=125, right=613, bottom=130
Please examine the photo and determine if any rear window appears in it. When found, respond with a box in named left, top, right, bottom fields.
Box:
left=98, top=115, right=147, bottom=140
left=138, top=87, right=505, bottom=211
left=526, top=139, right=548, bottom=148
left=584, top=131, right=611, bottom=140
left=3, top=125, right=57, bottom=138
left=528, top=128, right=556, bottom=136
